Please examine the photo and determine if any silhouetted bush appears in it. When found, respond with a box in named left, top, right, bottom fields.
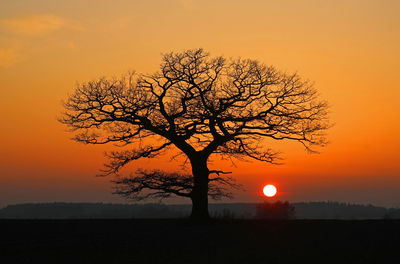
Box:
left=255, top=201, right=295, bottom=219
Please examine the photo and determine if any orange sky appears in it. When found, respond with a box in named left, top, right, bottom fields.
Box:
left=1, top=0, right=399, bottom=207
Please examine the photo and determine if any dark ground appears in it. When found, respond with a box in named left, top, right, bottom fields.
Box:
left=1, top=219, right=399, bottom=264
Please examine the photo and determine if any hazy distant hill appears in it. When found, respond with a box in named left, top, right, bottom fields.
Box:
left=0, top=203, right=186, bottom=219
left=294, top=202, right=390, bottom=219
left=0, top=202, right=399, bottom=219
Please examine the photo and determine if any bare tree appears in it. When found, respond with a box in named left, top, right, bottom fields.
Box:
left=60, top=48, right=330, bottom=220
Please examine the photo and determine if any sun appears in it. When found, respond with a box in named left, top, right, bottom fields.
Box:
left=263, top=184, right=277, bottom=197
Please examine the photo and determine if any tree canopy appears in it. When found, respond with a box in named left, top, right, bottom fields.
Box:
left=60, top=48, right=330, bottom=219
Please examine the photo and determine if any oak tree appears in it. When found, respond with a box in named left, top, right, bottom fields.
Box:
left=60, top=49, right=329, bottom=220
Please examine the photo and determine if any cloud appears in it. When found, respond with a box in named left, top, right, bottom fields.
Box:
left=0, top=48, right=22, bottom=67
left=0, top=14, right=66, bottom=36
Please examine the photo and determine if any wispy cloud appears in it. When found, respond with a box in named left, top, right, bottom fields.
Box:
left=0, top=14, right=68, bottom=36
left=0, top=48, right=22, bottom=67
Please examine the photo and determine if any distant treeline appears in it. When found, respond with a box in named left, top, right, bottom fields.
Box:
left=0, top=202, right=399, bottom=219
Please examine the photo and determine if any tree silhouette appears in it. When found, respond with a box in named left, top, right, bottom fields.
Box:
left=60, top=48, right=329, bottom=220
left=256, top=201, right=296, bottom=219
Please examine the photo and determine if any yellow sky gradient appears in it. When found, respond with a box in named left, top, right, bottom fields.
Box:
left=1, top=0, right=399, bottom=207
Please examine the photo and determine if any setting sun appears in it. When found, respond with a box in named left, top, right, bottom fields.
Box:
left=263, top=185, right=277, bottom=197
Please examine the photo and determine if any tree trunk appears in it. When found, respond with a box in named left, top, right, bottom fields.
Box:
left=190, top=156, right=209, bottom=221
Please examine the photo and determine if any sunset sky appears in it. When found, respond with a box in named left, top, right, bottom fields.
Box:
left=1, top=0, right=399, bottom=208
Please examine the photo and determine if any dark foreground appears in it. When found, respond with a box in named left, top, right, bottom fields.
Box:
left=1, top=219, right=399, bottom=264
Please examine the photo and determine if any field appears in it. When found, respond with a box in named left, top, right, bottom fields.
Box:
left=1, top=219, right=399, bottom=264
